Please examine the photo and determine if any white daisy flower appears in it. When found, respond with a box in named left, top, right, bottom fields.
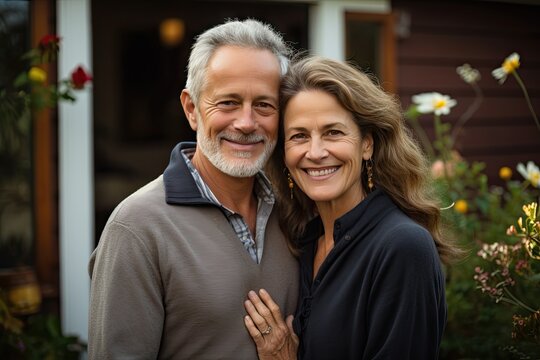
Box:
left=517, top=161, right=540, bottom=187
left=457, top=64, right=481, bottom=84
left=492, top=52, right=520, bottom=84
left=412, top=92, right=457, bottom=116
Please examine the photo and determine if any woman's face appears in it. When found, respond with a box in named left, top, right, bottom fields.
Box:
left=283, top=90, right=373, bottom=211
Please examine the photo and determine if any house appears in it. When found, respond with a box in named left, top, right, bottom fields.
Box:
left=2, top=0, right=538, bottom=346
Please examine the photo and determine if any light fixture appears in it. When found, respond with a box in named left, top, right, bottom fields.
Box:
left=160, top=18, right=185, bottom=47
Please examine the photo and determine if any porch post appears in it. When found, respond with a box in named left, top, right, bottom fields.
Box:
left=57, top=0, right=93, bottom=342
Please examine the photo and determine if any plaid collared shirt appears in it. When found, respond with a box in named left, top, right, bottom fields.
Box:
left=181, top=148, right=275, bottom=263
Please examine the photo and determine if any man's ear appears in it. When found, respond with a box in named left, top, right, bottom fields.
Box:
left=180, top=89, right=198, bottom=131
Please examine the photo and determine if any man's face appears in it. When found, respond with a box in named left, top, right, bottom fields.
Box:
left=190, top=45, right=281, bottom=178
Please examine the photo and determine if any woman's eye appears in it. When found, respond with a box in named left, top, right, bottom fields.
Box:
left=289, top=133, right=307, bottom=141
left=327, top=129, right=343, bottom=136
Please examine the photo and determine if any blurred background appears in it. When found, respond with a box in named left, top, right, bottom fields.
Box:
left=1, top=0, right=539, bottom=358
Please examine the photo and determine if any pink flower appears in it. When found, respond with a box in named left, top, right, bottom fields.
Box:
left=506, top=225, right=517, bottom=236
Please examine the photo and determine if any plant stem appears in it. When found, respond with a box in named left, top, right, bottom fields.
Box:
left=497, top=296, right=521, bottom=308
left=512, top=71, right=540, bottom=133
left=433, top=115, right=456, bottom=192
left=503, top=288, right=537, bottom=313
left=408, top=115, right=435, bottom=160
left=451, top=82, right=483, bottom=143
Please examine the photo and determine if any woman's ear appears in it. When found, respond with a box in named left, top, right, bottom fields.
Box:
left=362, top=133, right=374, bottom=160
left=180, top=89, right=198, bottom=131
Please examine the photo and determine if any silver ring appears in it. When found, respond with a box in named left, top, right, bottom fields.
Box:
left=261, top=325, right=272, bottom=335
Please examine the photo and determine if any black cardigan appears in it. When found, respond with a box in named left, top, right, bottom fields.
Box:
left=293, top=189, right=446, bottom=360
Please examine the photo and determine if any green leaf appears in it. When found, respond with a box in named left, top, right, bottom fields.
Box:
left=13, top=72, right=29, bottom=88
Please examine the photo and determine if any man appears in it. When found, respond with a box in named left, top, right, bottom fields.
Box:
left=88, top=19, right=299, bottom=359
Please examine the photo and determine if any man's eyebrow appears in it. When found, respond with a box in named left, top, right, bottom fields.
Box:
left=214, top=93, right=278, bottom=104
left=214, top=92, right=242, bottom=100
left=254, top=95, right=278, bottom=104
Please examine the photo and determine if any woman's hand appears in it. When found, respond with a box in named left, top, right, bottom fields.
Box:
left=244, top=289, right=298, bottom=360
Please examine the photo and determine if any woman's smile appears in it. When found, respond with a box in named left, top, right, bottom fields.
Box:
left=304, top=166, right=340, bottom=178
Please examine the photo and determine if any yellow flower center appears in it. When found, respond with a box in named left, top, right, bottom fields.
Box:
left=531, top=172, right=540, bottom=187
left=502, top=57, right=520, bottom=74
left=434, top=99, right=446, bottom=109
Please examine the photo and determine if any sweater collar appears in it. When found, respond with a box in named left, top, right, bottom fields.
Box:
left=163, top=142, right=211, bottom=205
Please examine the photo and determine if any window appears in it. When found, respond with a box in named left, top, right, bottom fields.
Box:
left=345, top=12, right=396, bottom=93
left=0, top=0, right=33, bottom=268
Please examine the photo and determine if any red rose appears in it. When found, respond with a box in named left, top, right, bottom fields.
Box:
left=38, top=34, right=61, bottom=60
left=39, top=34, right=61, bottom=47
left=70, top=66, right=92, bottom=89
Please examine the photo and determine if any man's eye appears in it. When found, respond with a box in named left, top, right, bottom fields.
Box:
left=254, top=102, right=277, bottom=115
left=218, top=101, right=238, bottom=107
left=256, top=102, right=277, bottom=110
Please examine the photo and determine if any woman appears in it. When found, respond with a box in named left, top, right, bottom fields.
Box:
left=243, top=56, right=459, bottom=359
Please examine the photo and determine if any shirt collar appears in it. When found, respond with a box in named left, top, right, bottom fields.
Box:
left=301, top=188, right=393, bottom=246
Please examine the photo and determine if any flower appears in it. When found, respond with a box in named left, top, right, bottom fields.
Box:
left=509, top=202, right=540, bottom=260
left=492, top=52, right=520, bottom=84
left=517, top=161, right=540, bottom=187
left=38, top=34, right=61, bottom=48
left=34, top=34, right=62, bottom=63
left=2, top=34, right=92, bottom=111
left=512, top=312, right=540, bottom=341
left=499, top=166, right=513, bottom=181
left=1, top=34, right=93, bottom=217
left=456, top=63, right=481, bottom=84
left=28, top=67, right=47, bottom=84
left=412, top=92, right=457, bottom=116
left=522, top=202, right=537, bottom=220
left=70, top=66, right=93, bottom=89
left=431, top=160, right=446, bottom=178
left=454, top=199, right=468, bottom=214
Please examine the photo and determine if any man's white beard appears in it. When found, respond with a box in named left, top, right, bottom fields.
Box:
left=196, top=118, right=276, bottom=178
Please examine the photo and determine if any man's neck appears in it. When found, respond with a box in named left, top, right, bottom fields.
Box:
left=191, top=150, right=257, bottom=215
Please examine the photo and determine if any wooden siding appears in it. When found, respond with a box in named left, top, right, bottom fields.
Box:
left=392, top=0, right=540, bottom=183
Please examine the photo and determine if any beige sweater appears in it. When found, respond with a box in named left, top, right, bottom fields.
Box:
left=88, top=174, right=299, bottom=359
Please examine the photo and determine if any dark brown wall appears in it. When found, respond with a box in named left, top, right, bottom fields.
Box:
left=91, top=0, right=309, bottom=245
left=392, top=0, right=540, bottom=182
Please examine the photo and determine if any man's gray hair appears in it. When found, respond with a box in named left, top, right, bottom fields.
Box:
left=185, top=19, right=291, bottom=105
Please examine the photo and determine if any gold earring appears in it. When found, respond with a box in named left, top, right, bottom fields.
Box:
left=367, top=159, right=374, bottom=191
left=287, top=173, right=294, bottom=199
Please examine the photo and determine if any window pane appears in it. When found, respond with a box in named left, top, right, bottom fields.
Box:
left=346, top=19, right=381, bottom=78
left=0, top=0, right=33, bottom=268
